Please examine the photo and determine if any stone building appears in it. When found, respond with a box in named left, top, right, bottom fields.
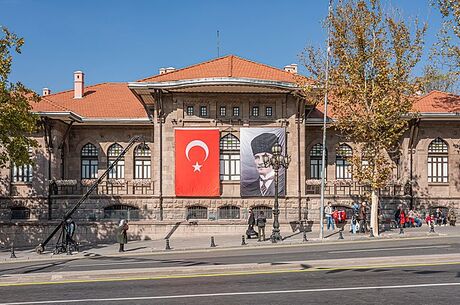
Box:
left=0, top=55, right=458, bottom=246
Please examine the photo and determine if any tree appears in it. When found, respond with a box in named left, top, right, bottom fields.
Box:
left=433, top=0, right=460, bottom=72
left=419, top=64, right=458, bottom=94
left=0, top=27, right=39, bottom=167
left=299, top=0, right=426, bottom=236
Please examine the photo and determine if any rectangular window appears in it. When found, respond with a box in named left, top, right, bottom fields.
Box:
left=251, top=106, right=259, bottom=117
left=220, top=154, right=241, bottom=181
left=233, top=106, right=240, bottom=117
left=200, top=106, right=208, bottom=117
left=265, top=106, right=273, bottom=116
left=310, top=158, right=324, bottom=179
left=108, top=160, right=125, bottom=179
left=428, top=156, right=448, bottom=183
left=219, top=106, right=226, bottom=117
left=186, top=106, right=194, bottom=116
left=81, top=159, right=98, bottom=179
left=12, top=164, right=33, bottom=182
left=135, top=160, right=151, bottom=179
left=336, top=159, right=352, bottom=179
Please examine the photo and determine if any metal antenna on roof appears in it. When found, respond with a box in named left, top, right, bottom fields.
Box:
left=217, top=30, right=220, bottom=58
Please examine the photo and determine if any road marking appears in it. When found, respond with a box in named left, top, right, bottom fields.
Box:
left=328, top=245, right=451, bottom=254
left=67, top=261, right=156, bottom=268
left=1, top=282, right=460, bottom=304
left=0, top=261, right=459, bottom=287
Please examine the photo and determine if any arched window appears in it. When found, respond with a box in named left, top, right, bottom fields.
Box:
left=220, top=134, right=240, bottom=181
left=428, top=138, right=448, bottom=183
left=252, top=205, right=273, bottom=219
left=107, top=143, right=124, bottom=179
left=81, top=143, right=98, bottom=179
left=186, top=206, right=208, bottom=220
left=104, top=204, right=139, bottom=220
left=310, top=143, right=327, bottom=179
left=336, top=144, right=352, bottom=179
left=218, top=205, right=240, bottom=219
left=10, top=207, right=31, bottom=220
left=134, top=144, right=151, bottom=179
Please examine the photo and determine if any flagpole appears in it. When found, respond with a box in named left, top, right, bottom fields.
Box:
left=319, top=0, right=333, bottom=240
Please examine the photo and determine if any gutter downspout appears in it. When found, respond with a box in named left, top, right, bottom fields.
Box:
left=296, top=97, right=302, bottom=222
left=43, top=118, right=53, bottom=220
left=408, top=118, right=420, bottom=210
left=154, top=89, right=164, bottom=221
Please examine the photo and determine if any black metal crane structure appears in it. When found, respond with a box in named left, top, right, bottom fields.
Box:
left=35, top=135, right=145, bottom=254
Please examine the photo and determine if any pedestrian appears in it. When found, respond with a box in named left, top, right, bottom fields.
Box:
left=65, top=217, right=76, bottom=250
left=359, top=202, right=368, bottom=233
left=117, top=219, right=129, bottom=252
left=448, top=208, right=456, bottom=226
left=256, top=211, right=267, bottom=242
left=325, top=202, right=335, bottom=230
left=399, top=209, right=406, bottom=229
left=246, top=209, right=258, bottom=239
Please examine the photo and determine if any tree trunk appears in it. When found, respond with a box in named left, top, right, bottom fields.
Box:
left=371, top=189, right=379, bottom=237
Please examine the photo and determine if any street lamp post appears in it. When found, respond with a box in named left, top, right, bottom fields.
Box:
left=262, top=142, right=291, bottom=243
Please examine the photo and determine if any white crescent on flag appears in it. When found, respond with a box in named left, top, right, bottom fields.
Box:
left=185, top=140, right=209, bottom=172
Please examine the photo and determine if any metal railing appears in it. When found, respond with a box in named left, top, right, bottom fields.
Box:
left=53, top=180, right=154, bottom=196
left=306, top=181, right=403, bottom=197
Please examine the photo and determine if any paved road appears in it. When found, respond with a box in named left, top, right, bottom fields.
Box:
left=1, top=236, right=459, bottom=275
left=0, top=263, right=459, bottom=304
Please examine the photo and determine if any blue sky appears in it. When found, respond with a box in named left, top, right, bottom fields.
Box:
left=0, top=0, right=444, bottom=93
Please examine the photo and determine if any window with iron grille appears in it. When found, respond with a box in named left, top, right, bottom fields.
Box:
left=107, top=143, right=124, bottom=179
left=12, top=163, right=33, bottom=182
left=219, top=106, right=226, bottom=117
left=336, top=144, right=352, bottom=179
left=218, top=206, right=240, bottom=219
left=220, top=134, right=240, bottom=181
left=309, top=143, right=326, bottom=179
left=200, top=106, right=208, bottom=117
left=10, top=207, right=30, bottom=220
left=252, top=205, right=273, bottom=219
left=265, top=106, right=273, bottom=117
left=103, top=205, right=139, bottom=220
left=134, top=144, right=151, bottom=179
left=81, top=143, right=98, bottom=179
left=186, top=106, right=194, bottom=116
left=186, top=206, right=208, bottom=220
left=251, top=106, right=259, bottom=117
left=233, top=106, right=240, bottom=117
left=428, top=138, right=448, bottom=183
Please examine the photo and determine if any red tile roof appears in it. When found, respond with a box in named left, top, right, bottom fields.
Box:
left=33, top=83, right=148, bottom=119
left=138, top=55, right=298, bottom=83
left=412, top=90, right=460, bottom=113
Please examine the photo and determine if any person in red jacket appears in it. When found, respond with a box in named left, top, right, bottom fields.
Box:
left=399, top=209, right=406, bottom=234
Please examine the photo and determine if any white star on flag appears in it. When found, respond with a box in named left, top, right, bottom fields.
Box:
left=192, top=162, right=202, bottom=172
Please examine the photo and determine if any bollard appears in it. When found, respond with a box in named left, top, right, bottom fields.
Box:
left=399, top=227, right=404, bottom=234
left=338, top=230, right=344, bottom=240
left=165, top=238, right=172, bottom=250
left=10, top=242, right=17, bottom=259
left=241, top=235, right=247, bottom=246
left=303, top=230, right=308, bottom=242
left=210, top=236, right=216, bottom=248
left=369, top=228, right=375, bottom=238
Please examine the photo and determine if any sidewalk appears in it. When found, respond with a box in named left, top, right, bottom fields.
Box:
left=1, top=225, right=459, bottom=263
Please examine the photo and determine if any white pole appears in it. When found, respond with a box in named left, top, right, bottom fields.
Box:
left=319, top=0, right=333, bottom=240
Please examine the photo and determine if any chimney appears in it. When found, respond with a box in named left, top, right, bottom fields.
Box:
left=159, top=67, right=176, bottom=74
left=42, top=88, right=51, bottom=96
left=284, top=64, right=298, bottom=74
left=74, top=71, right=84, bottom=99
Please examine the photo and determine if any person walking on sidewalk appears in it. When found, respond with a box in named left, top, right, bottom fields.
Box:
left=246, top=209, right=258, bottom=239
left=359, top=202, right=368, bottom=233
left=256, top=211, right=267, bottom=242
left=325, top=202, right=335, bottom=230
left=117, top=219, right=129, bottom=252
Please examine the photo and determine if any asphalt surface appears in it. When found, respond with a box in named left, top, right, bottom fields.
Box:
left=0, top=264, right=459, bottom=304
left=1, top=236, right=459, bottom=275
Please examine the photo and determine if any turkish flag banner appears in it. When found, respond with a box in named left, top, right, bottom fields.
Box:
left=175, top=128, right=220, bottom=197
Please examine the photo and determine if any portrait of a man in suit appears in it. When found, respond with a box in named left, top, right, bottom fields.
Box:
left=240, top=129, right=285, bottom=197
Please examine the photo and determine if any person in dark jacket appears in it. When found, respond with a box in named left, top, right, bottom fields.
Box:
left=246, top=209, right=258, bottom=239
left=256, top=211, right=267, bottom=242
left=358, top=202, right=368, bottom=233
left=117, top=219, right=129, bottom=252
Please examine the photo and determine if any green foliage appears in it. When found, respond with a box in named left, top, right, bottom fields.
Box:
left=0, top=26, right=40, bottom=167
left=299, top=0, right=426, bottom=190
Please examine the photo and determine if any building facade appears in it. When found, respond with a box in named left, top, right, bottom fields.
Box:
left=0, top=55, right=458, bottom=246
